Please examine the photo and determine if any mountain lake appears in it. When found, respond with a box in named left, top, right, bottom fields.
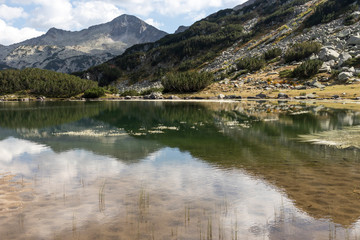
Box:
left=0, top=100, right=360, bottom=240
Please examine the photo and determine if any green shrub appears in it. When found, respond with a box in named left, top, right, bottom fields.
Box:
left=162, top=71, right=214, bottom=93
left=264, top=48, right=282, bottom=60
left=344, top=14, right=360, bottom=26
left=279, top=69, right=293, bottom=78
left=304, top=0, right=357, bottom=27
left=236, top=56, right=265, bottom=72
left=344, top=57, right=360, bottom=67
left=105, top=86, right=119, bottom=94
left=83, top=87, right=105, bottom=98
left=292, top=59, right=323, bottom=79
left=120, top=90, right=139, bottom=97
left=95, top=64, right=122, bottom=86
left=231, top=70, right=247, bottom=80
left=267, top=56, right=281, bottom=64
left=331, top=70, right=341, bottom=79
left=284, top=41, right=321, bottom=63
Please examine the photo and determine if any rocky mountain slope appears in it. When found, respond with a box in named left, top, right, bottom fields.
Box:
left=82, top=0, right=360, bottom=98
left=0, top=15, right=167, bottom=73
left=202, top=0, right=360, bottom=98
left=0, top=62, right=10, bottom=70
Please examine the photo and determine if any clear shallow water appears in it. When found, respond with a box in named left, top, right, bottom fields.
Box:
left=0, top=101, right=360, bottom=239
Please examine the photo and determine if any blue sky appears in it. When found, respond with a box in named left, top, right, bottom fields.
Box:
left=0, top=0, right=246, bottom=46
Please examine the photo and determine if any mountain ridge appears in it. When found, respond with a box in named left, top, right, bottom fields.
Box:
left=0, top=14, right=167, bottom=73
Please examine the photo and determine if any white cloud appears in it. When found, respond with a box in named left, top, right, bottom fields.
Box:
left=0, top=4, right=26, bottom=20
left=72, top=1, right=124, bottom=29
left=29, top=0, right=74, bottom=30
left=15, top=0, right=124, bottom=30
left=0, top=137, right=47, bottom=163
left=145, top=18, right=163, bottom=29
left=142, top=0, right=228, bottom=16
left=188, top=11, right=207, bottom=22
left=0, top=19, right=44, bottom=45
left=100, top=0, right=243, bottom=17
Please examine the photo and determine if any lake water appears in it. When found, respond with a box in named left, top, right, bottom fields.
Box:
left=1, top=101, right=360, bottom=240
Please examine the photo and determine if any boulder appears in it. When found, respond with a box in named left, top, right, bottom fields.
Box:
left=36, top=96, right=45, bottom=101
left=149, top=92, right=163, bottom=99
left=338, top=52, right=352, bottom=66
left=277, top=93, right=289, bottom=99
left=337, top=29, right=352, bottom=38
left=319, top=76, right=330, bottom=82
left=312, top=81, right=325, bottom=88
left=266, top=72, right=278, bottom=76
left=326, top=60, right=336, bottom=67
left=306, top=93, right=318, bottom=99
left=255, top=93, right=267, bottom=99
left=318, top=47, right=340, bottom=61
left=338, top=72, right=353, bottom=81
left=225, top=95, right=241, bottom=99
left=348, top=34, right=360, bottom=45
left=309, top=53, right=318, bottom=60
left=167, top=95, right=180, bottom=100
left=295, top=85, right=306, bottom=90
left=352, top=11, right=360, bottom=17
left=319, top=62, right=331, bottom=73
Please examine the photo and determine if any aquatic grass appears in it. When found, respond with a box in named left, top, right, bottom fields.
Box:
left=99, top=180, right=106, bottom=212
left=72, top=213, right=78, bottom=239
left=207, top=217, right=213, bottom=240
left=138, top=188, right=150, bottom=212
left=18, top=213, right=24, bottom=233
left=184, top=205, right=191, bottom=227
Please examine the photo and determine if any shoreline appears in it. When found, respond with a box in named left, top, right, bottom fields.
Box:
left=2, top=96, right=360, bottom=109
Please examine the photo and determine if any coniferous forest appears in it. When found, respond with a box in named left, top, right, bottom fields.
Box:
left=0, top=68, right=97, bottom=98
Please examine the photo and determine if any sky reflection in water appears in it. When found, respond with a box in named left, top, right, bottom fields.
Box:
left=0, top=101, right=359, bottom=240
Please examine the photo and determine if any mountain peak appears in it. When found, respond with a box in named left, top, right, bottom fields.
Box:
left=112, top=14, right=139, bottom=21
left=175, top=26, right=189, bottom=34
left=45, top=27, right=68, bottom=36
left=109, top=14, right=145, bottom=26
